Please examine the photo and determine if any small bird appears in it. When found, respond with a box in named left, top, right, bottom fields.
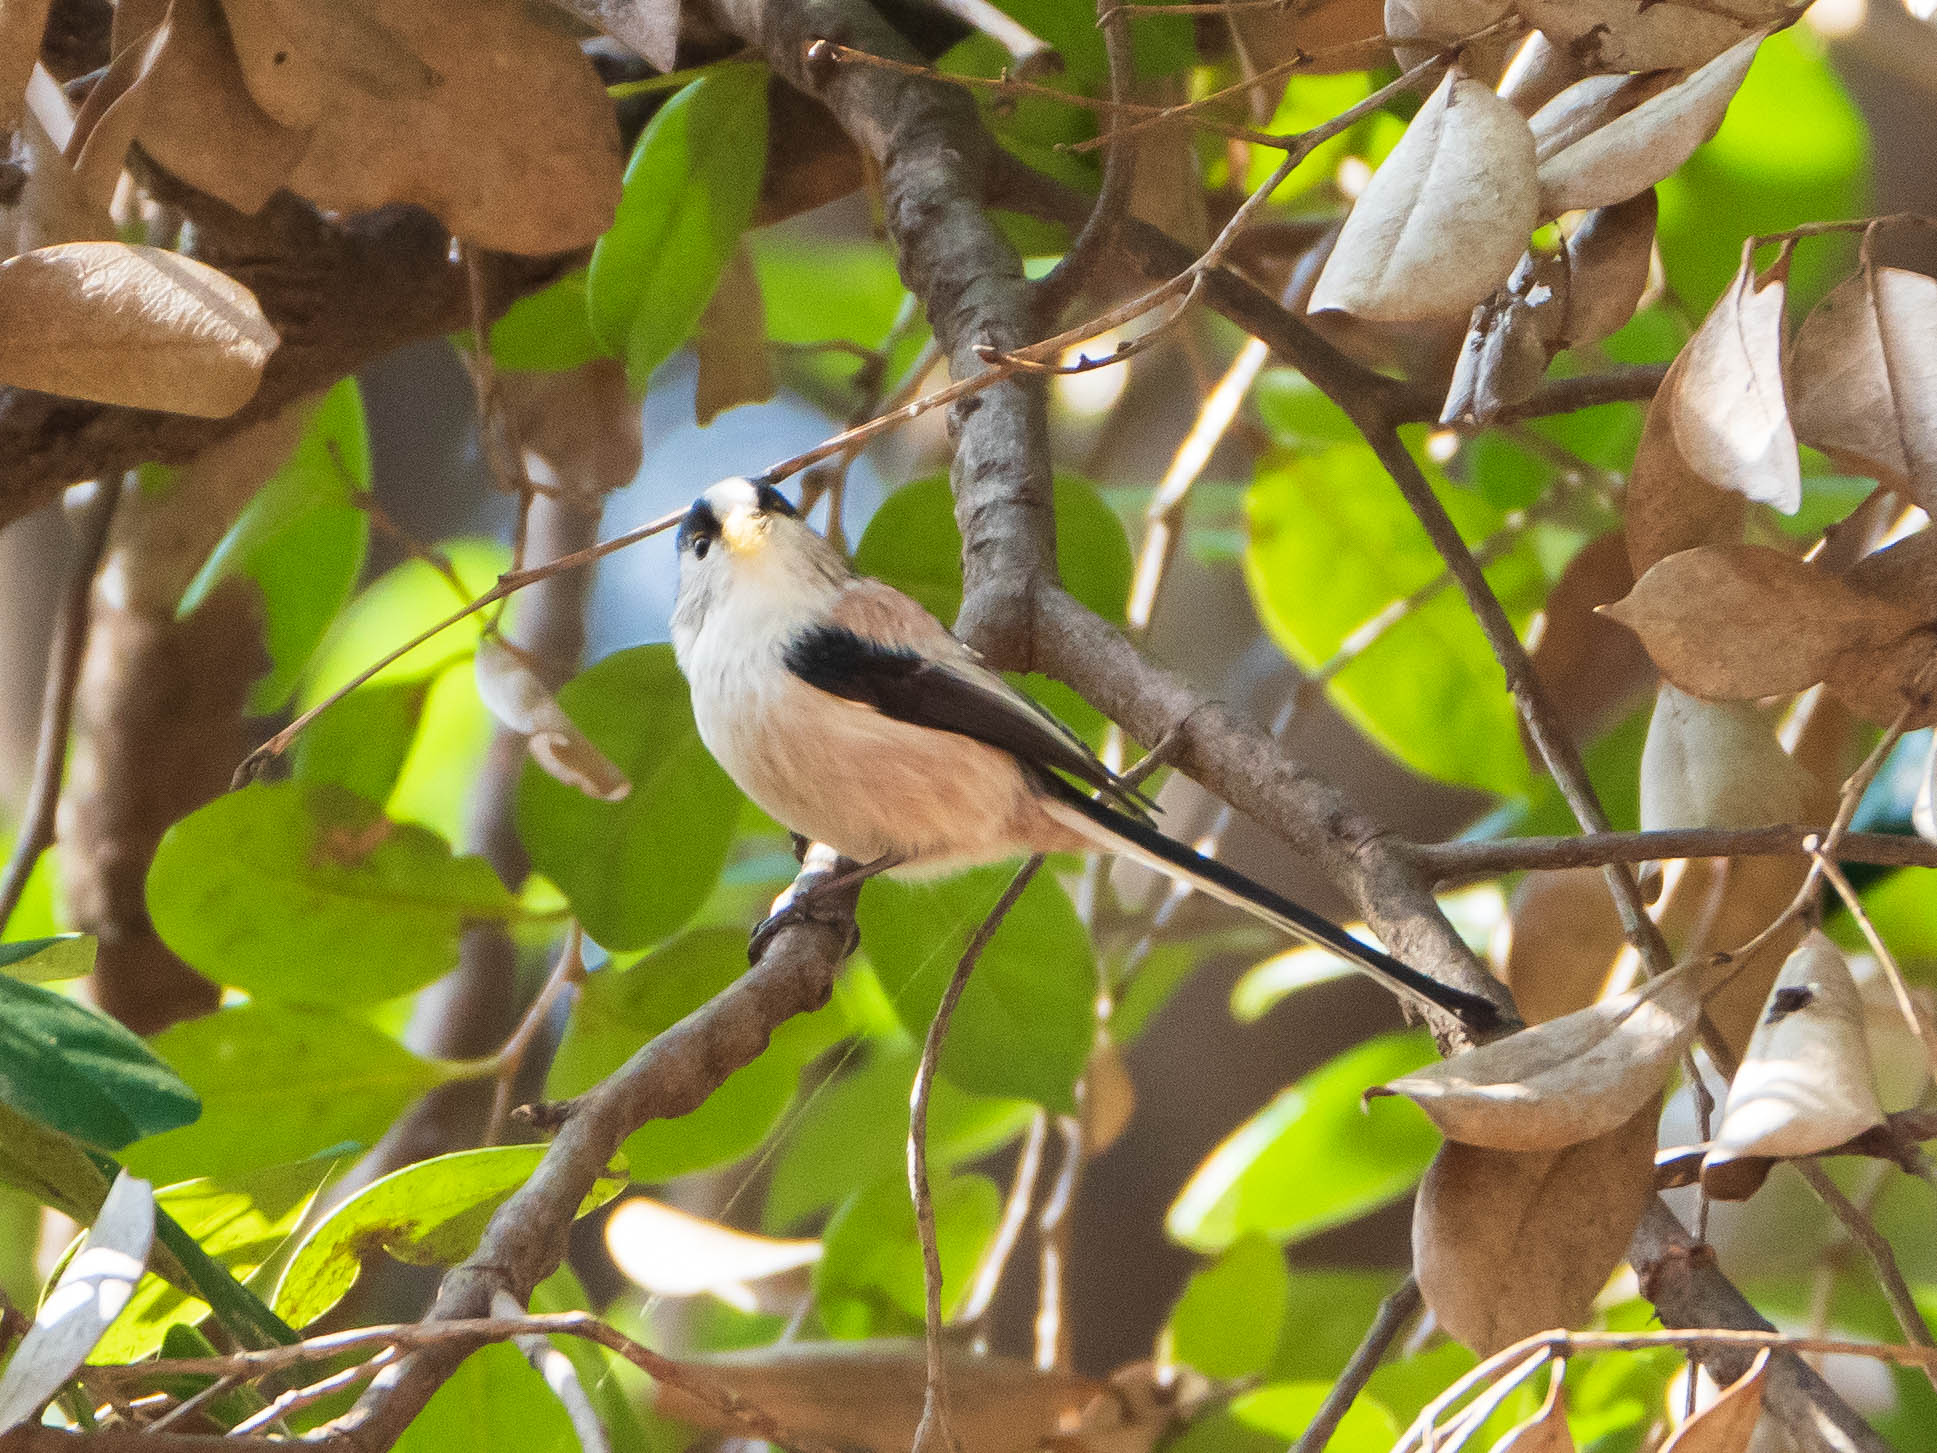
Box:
left=670, top=477, right=1498, bottom=1031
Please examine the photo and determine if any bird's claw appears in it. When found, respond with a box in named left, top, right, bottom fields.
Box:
left=747, top=885, right=861, bottom=965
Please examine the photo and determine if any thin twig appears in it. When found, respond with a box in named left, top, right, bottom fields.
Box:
left=0, top=477, right=117, bottom=936
left=225, top=1357, right=390, bottom=1437
left=909, top=857, right=1045, bottom=1453
left=140, top=1373, right=241, bottom=1433
left=1033, top=0, right=1137, bottom=318
left=1814, top=852, right=1937, bottom=1076
left=959, top=1109, right=1050, bottom=1331
left=1034, top=1113, right=1084, bottom=1372
left=486, top=924, right=588, bottom=1145
left=1291, top=1278, right=1421, bottom=1453
left=1793, top=1161, right=1937, bottom=1384
left=1415, top=826, right=1937, bottom=882
left=491, top=1289, right=610, bottom=1453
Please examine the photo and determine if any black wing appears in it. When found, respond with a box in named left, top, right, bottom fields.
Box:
left=783, top=625, right=1154, bottom=818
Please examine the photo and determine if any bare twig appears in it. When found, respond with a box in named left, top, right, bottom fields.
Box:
left=1792, top=1161, right=1937, bottom=1386
left=485, top=925, right=589, bottom=1145
left=491, top=1289, right=611, bottom=1453
left=1033, top=0, right=1136, bottom=318
left=1291, top=1277, right=1421, bottom=1453
left=1814, top=852, right=1937, bottom=1076
left=1415, top=827, right=1937, bottom=882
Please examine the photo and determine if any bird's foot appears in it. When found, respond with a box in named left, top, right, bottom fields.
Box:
left=747, top=892, right=862, bottom=965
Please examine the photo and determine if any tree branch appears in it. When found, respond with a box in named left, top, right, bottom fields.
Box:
left=1416, top=827, right=1937, bottom=882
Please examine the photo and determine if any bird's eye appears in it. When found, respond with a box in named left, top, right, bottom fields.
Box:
left=692, top=537, right=711, bottom=560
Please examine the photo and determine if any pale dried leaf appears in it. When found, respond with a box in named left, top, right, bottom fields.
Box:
left=1308, top=68, right=1537, bottom=322
left=500, top=360, right=643, bottom=501
left=0, top=1172, right=154, bottom=1433
left=693, top=244, right=775, bottom=427
left=1083, top=1034, right=1136, bottom=1155
left=1640, top=683, right=1818, bottom=832
left=1385, top=0, right=1515, bottom=69
left=1442, top=250, right=1566, bottom=424
left=0, top=0, right=52, bottom=133
left=1790, top=265, right=1937, bottom=513
left=0, top=242, right=277, bottom=416
left=1414, top=1098, right=1657, bottom=1355
left=1535, top=35, right=1759, bottom=216
left=1561, top=190, right=1656, bottom=346
left=1602, top=545, right=1920, bottom=702
left=560, top=0, right=681, bottom=73
left=1229, top=0, right=1385, bottom=90
left=1491, top=1366, right=1574, bottom=1453
left=1498, top=29, right=1585, bottom=116
left=1370, top=960, right=1699, bottom=1150
left=604, top=1197, right=819, bottom=1313
left=1515, top=0, right=1773, bottom=72
left=1661, top=1351, right=1770, bottom=1452
left=1702, top=933, right=1886, bottom=1196
left=1494, top=868, right=1626, bottom=1023
left=1624, top=370, right=1746, bottom=577
left=220, top=0, right=436, bottom=129
left=1, top=66, right=111, bottom=255
left=1668, top=247, right=1799, bottom=513
left=65, top=19, right=170, bottom=214
left=475, top=636, right=631, bottom=802
left=1528, top=72, right=1661, bottom=165
left=652, top=1340, right=1100, bottom=1453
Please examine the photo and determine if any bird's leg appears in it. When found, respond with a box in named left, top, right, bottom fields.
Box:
left=746, top=844, right=903, bottom=964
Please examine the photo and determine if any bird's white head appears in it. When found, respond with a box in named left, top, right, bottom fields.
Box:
left=671, top=477, right=847, bottom=659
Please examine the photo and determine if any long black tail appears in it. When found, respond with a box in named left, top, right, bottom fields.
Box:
left=1037, top=776, right=1502, bottom=1032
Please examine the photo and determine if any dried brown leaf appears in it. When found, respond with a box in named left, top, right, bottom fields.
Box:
left=1515, top=0, right=1774, bottom=72
left=219, top=0, right=436, bottom=129
left=1498, top=29, right=1586, bottom=116
left=1640, top=684, right=1818, bottom=832
left=1790, top=265, right=1937, bottom=514
left=694, top=245, right=775, bottom=428
left=1661, top=1350, right=1770, bottom=1452
left=1534, top=35, right=1759, bottom=216
left=1602, top=544, right=1920, bottom=702
left=0, top=242, right=277, bottom=416
left=1495, top=867, right=1627, bottom=1024
left=0, top=0, right=52, bottom=134
left=1442, top=250, right=1566, bottom=424
left=604, top=1197, right=819, bottom=1313
left=1560, top=190, right=1657, bottom=347
left=498, top=359, right=643, bottom=502
left=64, top=18, right=170, bottom=214
left=1308, top=67, right=1537, bottom=322
left=1623, top=371, right=1746, bottom=577
left=1370, top=961, right=1698, bottom=1150
left=1414, top=1097, right=1658, bottom=1355
left=1845, top=526, right=1937, bottom=623
left=1702, top=933, right=1886, bottom=1196
left=1228, top=0, right=1386, bottom=89
left=1529, top=530, right=1655, bottom=744
left=1385, top=0, right=1515, bottom=70
left=1083, top=1033, right=1136, bottom=1156
left=475, top=637, right=631, bottom=802
left=1491, top=1367, right=1575, bottom=1453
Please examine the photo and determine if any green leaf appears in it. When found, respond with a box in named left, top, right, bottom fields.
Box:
left=1167, top=1032, right=1440, bottom=1251
left=0, top=1100, right=113, bottom=1221
left=857, top=867, right=1095, bottom=1112
left=180, top=380, right=372, bottom=713
left=92, top=1159, right=335, bottom=1364
left=489, top=270, right=608, bottom=373
left=394, top=1343, right=577, bottom=1453
left=588, top=64, right=769, bottom=388
left=0, top=934, right=96, bottom=983
left=1243, top=445, right=1542, bottom=796
left=516, top=645, right=740, bottom=951
left=303, top=540, right=509, bottom=700
left=292, top=679, right=430, bottom=806
left=1268, top=1269, right=1408, bottom=1382
left=763, top=1042, right=1034, bottom=1231
left=0, top=977, right=199, bottom=1149
left=386, top=662, right=498, bottom=845
left=1169, top=1234, right=1290, bottom=1379
left=123, top=1004, right=447, bottom=1184
left=752, top=238, right=928, bottom=395
left=545, top=929, right=845, bottom=1181
left=148, top=781, right=516, bottom=1006
left=814, top=1171, right=1000, bottom=1337
left=275, top=1145, right=625, bottom=1329
left=1229, top=1383, right=1398, bottom=1452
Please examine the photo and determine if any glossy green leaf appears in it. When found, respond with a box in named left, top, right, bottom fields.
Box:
left=92, top=1158, right=335, bottom=1364
left=124, top=1004, right=447, bottom=1184
left=148, top=781, right=516, bottom=1005
left=489, top=270, right=607, bottom=373
left=1268, top=1269, right=1408, bottom=1382
left=275, top=1145, right=625, bottom=1329
left=1167, top=1032, right=1440, bottom=1251
left=753, top=237, right=928, bottom=395
left=1243, top=445, right=1543, bottom=796
left=292, top=679, right=429, bottom=806
left=857, top=867, right=1095, bottom=1112
left=1169, top=1234, right=1290, bottom=1379
left=0, top=977, right=199, bottom=1149
left=516, top=645, right=740, bottom=951
left=394, top=1342, right=577, bottom=1453
left=0, top=934, right=95, bottom=983
left=763, top=1042, right=1034, bottom=1231
left=1230, top=1382, right=1397, bottom=1452
left=588, top=64, right=769, bottom=387
left=180, top=380, right=372, bottom=713
left=545, top=929, right=845, bottom=1181
left=815, top=1171, right=999, bottom=1338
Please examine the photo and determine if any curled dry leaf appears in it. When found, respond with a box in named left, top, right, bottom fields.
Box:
left=64, top=17, right=171, bottom=216
left=1639, top=683, right=1818, bottom=833
left=1414, top=1096, right=1658, bottom=1355
left=1308, top=67, right=1538, bottom=323
left=1491, top=1365, right=1575, bottom=1453
left=1790, top=265, right=1937, bottom=514
left=1368, top=959, right=1700, bottom=1151
left=694, top=244, right=776, bottom=428
left=1622, top=368, right=1746, bottom=577
left=475, top=637, right=632, bottom=802
left=1494, top=867, right=1626, bottom=1024
left=1845, top=525, right=1937, bottom=624
left=0, top=242, right=277, bottom=417
left=1514, top=0, right=1776, bottom=72
left=604, top=1196, right=819, bottom=1314
left=1533, top=35, right=1760, bottom=216
left=498, top=360, right=644, bottom=503
left=651, top=1339, right=1102, bottom=1453
left=1661, top=1350, right=1770, bottom=1452
left=1560, top=190, right=1657, bottom=348
left=1442, top=250, right=1568, bottom=424
left=1702, top=933, right=1886, bottom=1199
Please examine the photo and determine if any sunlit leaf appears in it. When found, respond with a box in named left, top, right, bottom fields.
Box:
left=1169, top=1234, right=1290, bottom=1379
left=815, top=1172, right=1000, bottom=1337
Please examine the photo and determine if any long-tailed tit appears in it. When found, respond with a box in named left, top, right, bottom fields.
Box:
left=670, top=477, right=1499, bottom=1031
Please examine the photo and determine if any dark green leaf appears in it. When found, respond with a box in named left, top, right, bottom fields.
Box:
left=0, top=977, right=199, bottom=1149
left=0, top=935, right=95, bottom=983
left=1167, top=1032, right=1440, bottom=1251
left=857, top=867, right=1095, bottom=1112
left=394, top=1343, right=577, bottom=1453
left=588, top=64, right=769, bottom=387
left=516, top=645, right=740, bottom=951
left=123, top=1004, right=447, bottom=1184
left=148, top=781, right=516, bottom=1006
left=489, top=270, right=608, bottom=373
left=815, top=1171, right=999, bottom=1338
left=545, top=929, right=845, bottom=1181
left=1169, top=1234, right=1290, bottom=1379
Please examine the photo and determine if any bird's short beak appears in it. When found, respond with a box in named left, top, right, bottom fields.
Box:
left=722, top=510, right=766, bottom=555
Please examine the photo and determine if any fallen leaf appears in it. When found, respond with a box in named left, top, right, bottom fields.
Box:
left=1662, top=1349, right=1770, bottom=1451
left=1494, top=868, right=1627, bottom=1024
left=475, top=636, right=631, bottom=802
left=1702, top=932, right=1886, bottom=1198
left=604, top=1196, right=820, bottom=1313
left=1414, top=1097, right=1658, bottom=1354
left=1790, top=265, right=1937, bottom=514
left=1442, top=249, right=1567, bottom=424
left=1514, top=0, right=1774, bottom=72
left=1491, top=1364, right=1575, bottom=1452
left=693, top=244, right=776, bottom=427
left=1560, top=190, right=1657, bottom=347
left=1602, top=544, right=1920, bottom=703
left=1534, top=35, right=1760, bottom=216
left=1639, top=684, right=1818, bottom=833
left=0, top=242, right=277, bottom=416
left=1308, top=67, right=1537, bottom=322
left=0, top=1171, right=154, bottom=1433
left=1369, top=960, right=1700, bottom=1151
